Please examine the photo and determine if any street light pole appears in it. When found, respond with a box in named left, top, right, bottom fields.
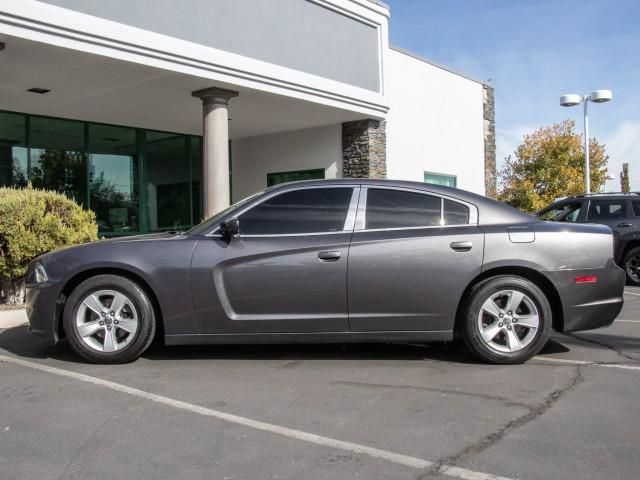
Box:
left=583, top=95, right=590, bottom=193
left=560, top=89, right=612, bottom=194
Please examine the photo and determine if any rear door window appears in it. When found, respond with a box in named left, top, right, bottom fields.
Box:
left=587, top=200, right=627, bottom=222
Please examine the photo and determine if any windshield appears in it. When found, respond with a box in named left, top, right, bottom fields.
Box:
left=185, top=191, right=263, bottom=235
left=536, top=202, right=582, bottom=222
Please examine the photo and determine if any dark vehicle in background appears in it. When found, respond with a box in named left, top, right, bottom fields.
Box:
left=26, top=180, right=625, bottom=365
left=535, top=192, right=640, bottom=286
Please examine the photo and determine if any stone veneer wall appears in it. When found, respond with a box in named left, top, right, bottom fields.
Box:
left=483, top=84, right=497, bottom=198
left=342, top=119, right=387, bottom=178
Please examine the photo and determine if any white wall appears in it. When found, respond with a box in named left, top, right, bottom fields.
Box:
left=231, top=124, right=342, bottom=201
left=385, top=48, right=487, bottom=195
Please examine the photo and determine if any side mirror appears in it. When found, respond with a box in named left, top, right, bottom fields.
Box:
left=219, top=218, right=240, bottom=239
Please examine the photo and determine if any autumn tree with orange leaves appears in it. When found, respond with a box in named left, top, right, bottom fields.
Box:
left=498, top=120, right=608, bottom=213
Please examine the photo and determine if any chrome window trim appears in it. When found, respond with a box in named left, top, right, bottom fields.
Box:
left=354, top=187, right=368, bottom=231
left=205, top=184, right=358, bottom=237
left=354, top=186, right=478, bottom=232
left=343, top=187, right=361, bottom=232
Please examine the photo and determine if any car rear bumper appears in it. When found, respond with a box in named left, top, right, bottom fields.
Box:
left=25, top=281, right=62, bottom=344
left=546, top=259, right=626, bottom=333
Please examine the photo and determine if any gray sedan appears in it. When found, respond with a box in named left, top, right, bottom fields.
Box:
left=25, top=179, right=625, bottom=364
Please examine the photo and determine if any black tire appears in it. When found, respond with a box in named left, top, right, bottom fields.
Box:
left=460, top=275, right=552, bottom=364
left=63, top=274, right=156, bottom=364
left=623, top=247, right=640, bottom=286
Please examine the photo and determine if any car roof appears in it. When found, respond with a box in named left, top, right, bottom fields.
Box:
left=566, top=192, right=640, bottom=200
left=268, top=178, right=534, bottom=225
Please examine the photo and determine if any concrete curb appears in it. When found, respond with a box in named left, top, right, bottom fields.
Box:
left=0, top=309, right=28, bottom=329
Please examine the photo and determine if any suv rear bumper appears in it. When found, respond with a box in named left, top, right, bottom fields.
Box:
left=546, top=259, right=626, bottom=333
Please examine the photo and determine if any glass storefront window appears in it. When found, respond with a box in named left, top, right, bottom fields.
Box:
left=88, top=124, right=139, bottom=234
left=424, top=171, right=457, bottom=188
left=0, top=112, right=28, bottom=187
left=1, top=111, right=204, bottom=236
left=145, top=131, right=190, bottom=231
left=29, top=116, right=87, bottom=205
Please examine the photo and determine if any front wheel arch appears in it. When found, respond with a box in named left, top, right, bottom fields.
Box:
left=455, top=266, right=563, bottom=336
left=58, top=267, right=164, bottom=343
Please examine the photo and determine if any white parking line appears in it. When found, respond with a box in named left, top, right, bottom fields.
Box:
left=534, top=357, right=591, bottom=365
left=598, top=363, right=640, bottom=371
left=617, top=319, right=640, bottom=324
left=0, top=354, right=514, bottom=480
left=624, top=290, right=640, bottom=297
left=534, top=356, right=640, bottom=371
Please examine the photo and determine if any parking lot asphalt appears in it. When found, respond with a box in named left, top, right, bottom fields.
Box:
left=1, top=288, right=639, bottom=480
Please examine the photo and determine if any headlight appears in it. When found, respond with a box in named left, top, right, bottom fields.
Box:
left=28, top=262, right=49, bottom=284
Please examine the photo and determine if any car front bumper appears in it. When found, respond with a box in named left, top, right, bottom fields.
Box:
left=546, top=259, right=626, bottom=333
left=25, top=281, right=63, bottom=344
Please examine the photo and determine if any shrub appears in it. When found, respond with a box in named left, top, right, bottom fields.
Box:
left=0, top=185, right=98, bottom=304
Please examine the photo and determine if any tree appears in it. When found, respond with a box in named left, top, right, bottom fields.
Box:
left=620, top=162, right=630, bottom=193
left=0, top=186, right=97, bottom=304
left=498, top=120, right=608, bottom=212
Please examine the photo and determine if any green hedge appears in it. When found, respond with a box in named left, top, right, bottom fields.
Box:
left=0, top=186, right=98, bottom=303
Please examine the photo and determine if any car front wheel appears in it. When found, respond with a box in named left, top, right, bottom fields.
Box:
left=623, top=247, right=640, bottom=286
left=460, top=275, right=552, bottom=364
left=63, top=274, right=156, bottom=364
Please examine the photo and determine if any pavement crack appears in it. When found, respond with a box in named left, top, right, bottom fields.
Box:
left=565, top=332, right=640, bottom=362
left=416, top=365, right=584, bottom=479
left=332, top=380, right=533, bottom=409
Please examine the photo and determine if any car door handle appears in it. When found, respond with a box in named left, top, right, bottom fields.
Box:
left=318, top=251, right=341, bottom=262
left=617, top=223, right=633, bottom=228
left=450, top=241, right=473, bottom=252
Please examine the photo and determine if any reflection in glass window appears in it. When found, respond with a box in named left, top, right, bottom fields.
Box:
left=0, top=112, right=28, bottom=187
left=29, top=116, right=87, bottom=204
left=239, top=188, right=352, bottom=235
left=146, top=131, right=190, bottom=231
left=443, top=199, right=469, bottom=225
left=88, top=124, right=139, bottom=234
left=366, top=189, right=441, bottom=229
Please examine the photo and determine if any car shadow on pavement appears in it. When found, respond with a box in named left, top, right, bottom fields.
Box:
left=0, top=324, right=579, bottom=366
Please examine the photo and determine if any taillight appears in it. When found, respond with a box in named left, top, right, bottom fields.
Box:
left=575, top=275, right=598, bottom=284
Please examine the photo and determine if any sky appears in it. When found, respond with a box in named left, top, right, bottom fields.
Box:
left=384, top=0, right=640, bottom=191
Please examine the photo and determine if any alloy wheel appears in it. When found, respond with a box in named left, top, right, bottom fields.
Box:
left=75, top=289, right=139, bottom=353
left=477, top=289, right=540, bottom=353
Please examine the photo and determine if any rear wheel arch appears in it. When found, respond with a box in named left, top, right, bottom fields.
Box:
left=455, top=266, right=564, bottom=335
left=57, top=267, right=164, bottom=342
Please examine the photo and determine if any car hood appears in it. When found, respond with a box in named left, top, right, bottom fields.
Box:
left=35, top=232, right=184, bottom=265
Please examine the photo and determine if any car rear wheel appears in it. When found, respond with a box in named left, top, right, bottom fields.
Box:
left=623, top=247, right=640, bottom=286
left=63, top=274, right=156, bottom=364
left=460, top=275, right=552, bottom=364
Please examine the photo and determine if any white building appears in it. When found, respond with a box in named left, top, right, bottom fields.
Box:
left=0, top=0, right=495, bottom=235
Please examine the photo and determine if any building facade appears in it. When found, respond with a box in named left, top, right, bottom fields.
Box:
left=0, top=0, right=495, bottom=236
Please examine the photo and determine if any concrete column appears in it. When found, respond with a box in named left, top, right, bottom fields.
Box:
left=192, top=87, right=239, bottom=218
